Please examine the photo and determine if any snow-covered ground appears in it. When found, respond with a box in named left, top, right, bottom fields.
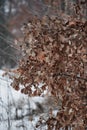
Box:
left=0, top=70, right=46, bottom=130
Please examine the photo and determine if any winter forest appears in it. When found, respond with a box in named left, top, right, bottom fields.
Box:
left=0, top=0, right=87, bottom=130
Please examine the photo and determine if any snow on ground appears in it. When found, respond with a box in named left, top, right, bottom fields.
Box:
left=0, top=70, right=46, bottom=130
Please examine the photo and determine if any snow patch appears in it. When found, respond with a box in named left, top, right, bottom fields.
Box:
left=0, top=70, right=46, bottom=130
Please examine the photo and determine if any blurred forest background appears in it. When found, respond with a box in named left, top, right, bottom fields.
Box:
left=0, top=0, right=87, bottom=69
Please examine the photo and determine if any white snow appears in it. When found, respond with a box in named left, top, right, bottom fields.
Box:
left=0, top=70, right=46, bottom=130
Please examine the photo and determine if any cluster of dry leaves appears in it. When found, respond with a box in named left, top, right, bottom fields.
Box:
left=10, top=16, right=87, bottom=130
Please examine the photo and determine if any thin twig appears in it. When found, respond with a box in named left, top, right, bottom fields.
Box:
left=53, top=72, right=87, bottom=81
